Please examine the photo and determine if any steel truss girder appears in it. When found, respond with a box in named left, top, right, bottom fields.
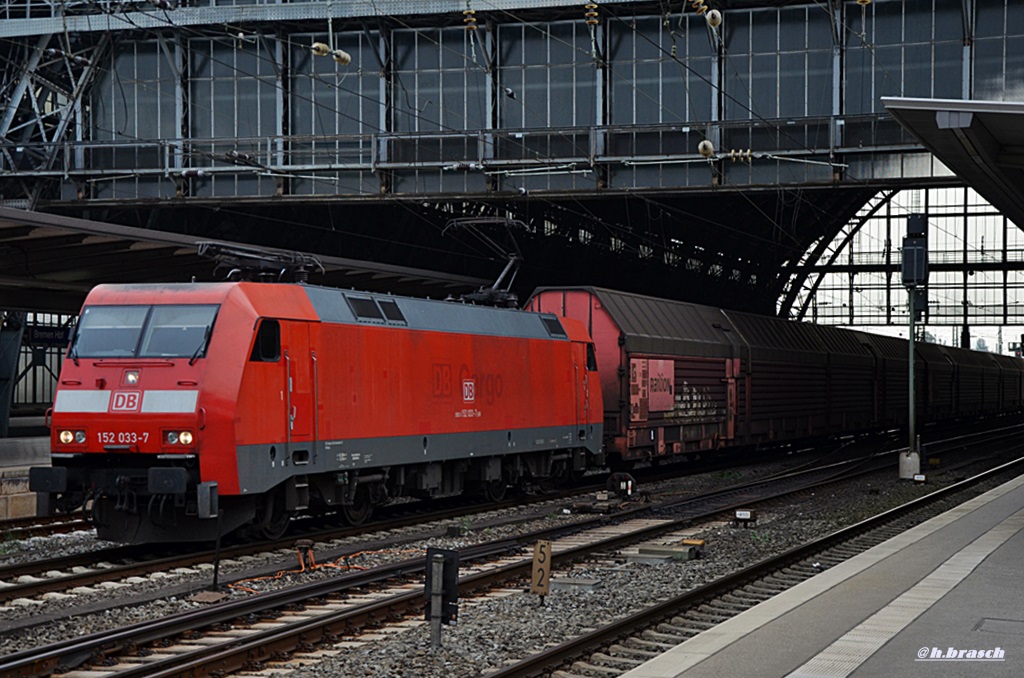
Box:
left=780, top=189, right=898, bottom=321
left=1, top=32, right=112, bottom=207
left=1, top=1, right=659, bottom=39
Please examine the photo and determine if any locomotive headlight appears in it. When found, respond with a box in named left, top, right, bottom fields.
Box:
left=59, top=430, right=86, bottom=445
left=179, top=431, right=193, bottom=445
left=166, top=431, right=179, bottom=445
left=125, top=370, right=139, bottom=385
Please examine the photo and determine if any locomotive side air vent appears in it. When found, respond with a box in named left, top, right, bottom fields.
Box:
left=541, top=316, right=566, bottom=337
left=347, top=296, right=385, bottom=323
left=346, top=296, right=408, bottom=326
left=378, top=300, right=407, bottom=325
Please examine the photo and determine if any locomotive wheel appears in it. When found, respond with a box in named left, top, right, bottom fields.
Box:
left=260, top=510, right=292, bottom=540
left=341, top=489, right=373, bottom=526
left=482, top=479, right=507, bottom=502
left=257, top=491, right=293, bottom=540
left=539, top=460, right=576, bottom=491
left=56, top=492, right=87, bottom=515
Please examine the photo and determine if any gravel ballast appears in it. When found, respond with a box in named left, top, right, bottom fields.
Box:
left=0, top=456, right=1006, bottom=676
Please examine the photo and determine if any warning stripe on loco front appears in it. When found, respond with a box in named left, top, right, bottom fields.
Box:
left=53, top=390, right=198, bottom=413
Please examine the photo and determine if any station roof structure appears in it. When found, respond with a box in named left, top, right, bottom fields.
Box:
left=883, top=98, right=1024, bottom=230
left=0, top=206, right=486, bottom=314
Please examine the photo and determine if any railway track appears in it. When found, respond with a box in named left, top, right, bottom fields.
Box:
left=0, top=439, right=957, bottom=678
left=0, top=442, right=797, bottom=543
left=0, top=442, right=873, bottom=609
left=0, top=490, right=592, bottom=610
left=0, top=512, right=88, bottom=541
left=0, top=422, right=1016, bottom=677
left=489, top=455, right=1024, bottom=678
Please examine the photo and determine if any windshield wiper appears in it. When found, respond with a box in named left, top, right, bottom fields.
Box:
left=68, top=330, right=80, bottom=366
left=189, top=326, right=212, bottom=366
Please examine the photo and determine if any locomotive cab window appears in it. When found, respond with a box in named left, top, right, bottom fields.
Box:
left=586, top=343, right=598, bottom=371
left=250, top=319, right=281, bottom=362
left=71, top=306, right=148, bottom=358
left=140, top=305, right=218, bottom=358
left=71, top=304, right=218, bottom=359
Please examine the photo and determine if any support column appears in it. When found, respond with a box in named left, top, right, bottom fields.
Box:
left=0, top=313, right=25, bottom=438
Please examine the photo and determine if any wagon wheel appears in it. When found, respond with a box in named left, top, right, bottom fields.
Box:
left=341, top=488, right=374, bottom=526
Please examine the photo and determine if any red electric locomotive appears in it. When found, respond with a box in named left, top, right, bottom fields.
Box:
left=31, top=281, right=603, bottom=543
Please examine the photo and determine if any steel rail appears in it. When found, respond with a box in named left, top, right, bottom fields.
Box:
left=0, top=513, right=87, bottom=540
left=486, top=455, right=1024, bottom=677
left=0, top=439, right=871, bottom=603
left=4, top=425, right=1020, bottom=676
left=0, top=421, right=1008, bottom=610
left=0, top=439, right=946, bottom=677
left=0, top=480, right=606, bottom=604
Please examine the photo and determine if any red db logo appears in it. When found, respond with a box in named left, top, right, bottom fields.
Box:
left=111, top=391, right=141, bottom=412
left=462, top=379, right=476, bottom=403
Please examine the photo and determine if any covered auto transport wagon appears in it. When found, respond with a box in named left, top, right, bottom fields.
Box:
left=527, top=287, right=1024, bottom=465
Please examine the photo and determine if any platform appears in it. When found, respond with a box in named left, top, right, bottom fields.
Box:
left=622, top=473, right=1024, bottom=678
left=0, top=436, right=49, bottom=468
left=0, top=437, right=49, bottom=520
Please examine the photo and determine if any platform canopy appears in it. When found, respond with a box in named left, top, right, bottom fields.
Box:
left=0, top=206, right=486, bottom=314
left=883, top=98, right=1024, bottom=230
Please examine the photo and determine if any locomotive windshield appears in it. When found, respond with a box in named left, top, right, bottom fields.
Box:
left=71, top=304, right=219, bottom=359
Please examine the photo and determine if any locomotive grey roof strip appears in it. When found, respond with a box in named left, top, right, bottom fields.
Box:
left=305, top=286, right=565, bottom=341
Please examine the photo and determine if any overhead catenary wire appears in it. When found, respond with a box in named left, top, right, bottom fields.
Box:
left=0, top=3, right=770, bottom=278
left=2, top=2, right=950, bottom=274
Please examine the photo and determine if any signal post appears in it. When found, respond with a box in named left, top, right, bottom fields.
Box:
left=901, top=214, right=928, bottom=479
